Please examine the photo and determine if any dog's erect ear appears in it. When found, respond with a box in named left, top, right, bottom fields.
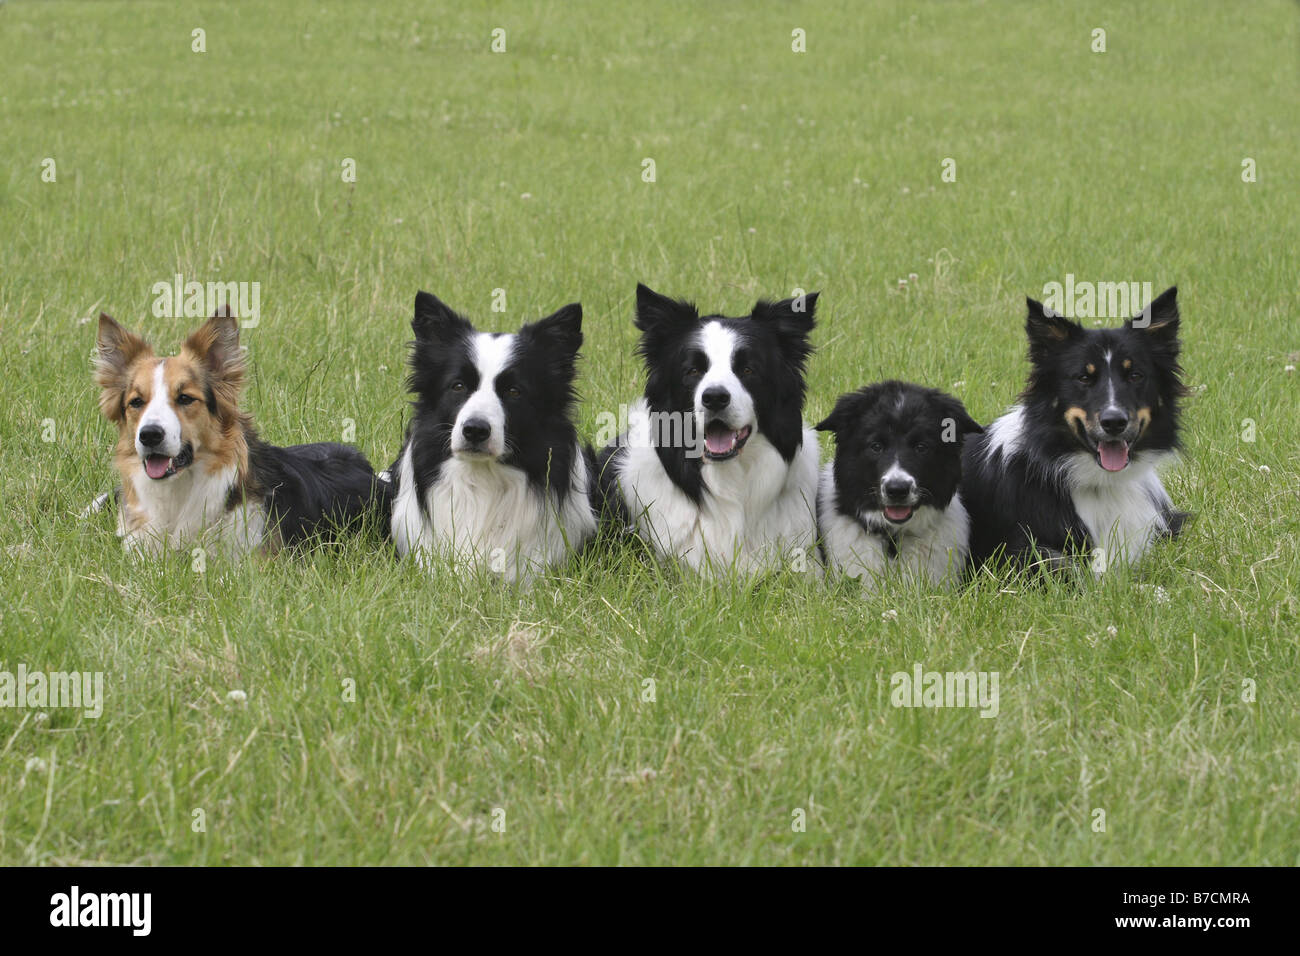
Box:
left=1025, top=296, right=1082, bottom=353
left=1127, top=286, right=1179, bottom=345
left=751, top=291, right=818, bottom=334
left=412, top=290, right=473, bottom=342
left=815, top=388, right=870, bottom=434
left=95, top=313, right=153, bottom=421
left=523, top=303, right=583, bottom=357
left=634, top=283, right=698, bottom=334
left=1130, top=286, right=1185, bottom=395
left=184, top=310, right=246, bottom=402
left=753, top=292, right=818, bottom=378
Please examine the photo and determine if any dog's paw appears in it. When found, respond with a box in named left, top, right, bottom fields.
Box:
left=80, top=489, right=117, bottom=519
left=1163, top=509, right=1193, bottom=538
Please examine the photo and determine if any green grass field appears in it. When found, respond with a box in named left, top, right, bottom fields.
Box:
left=1, top=0, right=1297, bottom=865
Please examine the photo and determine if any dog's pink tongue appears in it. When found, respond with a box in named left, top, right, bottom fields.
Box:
left=884, top=505, right=913, bottom=522
left=1098, top=441, right=1129, bottom=472
left=144, top=455, right=171, bottom=479
left=705, top=429, right=737, bottom=455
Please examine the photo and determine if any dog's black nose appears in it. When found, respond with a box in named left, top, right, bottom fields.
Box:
left=883, top=478, right=913, bottom=499
left=461, top=418, right=491, bottom=445
left=701, top=387, right=731, bottom=411
left=1099, top=409, right=1129, bottom=436
left=138, top=425, right=165, bottom=448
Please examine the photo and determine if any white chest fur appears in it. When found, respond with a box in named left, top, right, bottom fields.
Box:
left=817, top=463, right=970, bottom=589
left=1063, top=451, right=1177, bottom=569
left=391, top=439, right=596, bottom=584
left=122, top=464, right=266, bottom=558
left=615, top=400, right=820, bottom=575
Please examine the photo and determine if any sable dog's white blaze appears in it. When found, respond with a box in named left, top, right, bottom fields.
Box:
left=137, top=361, right=184, bottom=459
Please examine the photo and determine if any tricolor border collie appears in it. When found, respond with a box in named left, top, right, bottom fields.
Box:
left=816, top=381, right=983, bottom=589
left=962, top=286, right=1188, bottom=571
left=94, top=308, right=385, bottom=557
left=388, top=291, right=597, bottom=583
left=596, top=283, right=820, bottom=575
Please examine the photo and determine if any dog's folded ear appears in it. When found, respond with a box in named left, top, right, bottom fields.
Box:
left=412, top=290, right=473, bottom=342
left=95, top=314, right=152, bottom=421
left=523, top=303, right=583, bottom=357
left=937, top=394, right=984, bottom=438
left=1127, top=286, right=1179, bottom=342
left=814, top=387, right=868, bottom=434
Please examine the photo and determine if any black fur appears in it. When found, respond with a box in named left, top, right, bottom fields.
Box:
left=962, top=286, right=1187, bottom=567
left=391, top=290, right=585, bottom=508
left=241, top=434, right=390, bottom=544
left=598, top=283, right=816, bottom=512
left=816, top=379, right=981, bottom=526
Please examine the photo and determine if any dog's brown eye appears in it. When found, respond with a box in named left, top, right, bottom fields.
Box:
left=177, top=394, right=196, bottom=406
left=741, top=366, right=754, bottom=378
left=686, top=366, right=701, bottom=377
left=1077, top=372, right=1094, bottom=384
left=450, top=380, right=465, bottom=392
left=506, top=386, right=521, bottom=399
left=1128, top=370, right=1144, bottom=382
left=914, top=442, right=928, bottom=453
left=869, top=441, right=884, bottom=453
left=128, top=397, right=145, bottom=409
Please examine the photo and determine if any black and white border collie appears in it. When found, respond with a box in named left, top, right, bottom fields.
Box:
left=816, top=381, right=983, bottom=589
left=962, top=286, right=1188, bottom=571
left=388, top=291, right=597, bottom=583
left=94, top=308, right=385, bottom=557
left=596, top=283, right=820, bottom=575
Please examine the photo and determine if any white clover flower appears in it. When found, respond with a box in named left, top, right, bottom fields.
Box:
left=1106, top=625, right=1118, bottom=638
left=881, top=609, right=899, bottom=622
left=226, top=689, right=248, bottom=705
left=25, top=757, right=47, bottom=774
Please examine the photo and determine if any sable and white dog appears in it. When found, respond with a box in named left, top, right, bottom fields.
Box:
left=816, top=381, right=983, bottom=589
left=388, top=291, right=597, bottom=583
left=596, top=284, right=820, bottom=575
left=94, top=308, right=385, bottom=557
